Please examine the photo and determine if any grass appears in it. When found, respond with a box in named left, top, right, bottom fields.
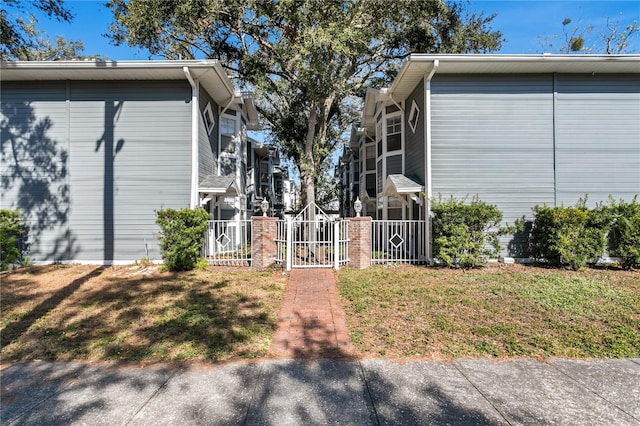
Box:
left=1, top=264, right=287, bottom=363
left=3, top=263, right=638, bottom=363
left=338, top=264, right=640, bottom=360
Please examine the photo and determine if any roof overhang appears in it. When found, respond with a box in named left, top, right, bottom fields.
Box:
left=0, top=59, right=241, bottom=108
left=388, top=54, right=640, bottom=101
left=361, top=87, right=381, bottom=133
left=241, top=91, right=260, bottom=130
left=198, top=175, right=239, bottom=196
left=384, top=174, right=424, bottom=197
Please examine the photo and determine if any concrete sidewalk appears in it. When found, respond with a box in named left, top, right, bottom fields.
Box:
left=2, top=358, right=639, bottom=425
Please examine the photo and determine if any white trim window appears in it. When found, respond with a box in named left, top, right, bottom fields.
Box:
left=386, top=114, right=402, bottom=152
left=203, top=102, right=215, bottom=135
left=219, top=114, right=238, bottom=177
left=220, top=116, right=236, bottom=154
left=408, top=100, right=420, bottom=133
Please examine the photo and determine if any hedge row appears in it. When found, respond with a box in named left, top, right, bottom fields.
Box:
left=431, top=196, right=511, bottom=268
left=530, top=197, right=640, bottom=270
left=431, top=196, right=640, bottom=270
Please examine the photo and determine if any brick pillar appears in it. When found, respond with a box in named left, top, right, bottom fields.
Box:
left=347, top=217, right=371, bottom=269
left=252, top=217, right=278, bottom=270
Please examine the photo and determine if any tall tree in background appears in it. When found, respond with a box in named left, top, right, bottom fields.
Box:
left=539, top=17, right=639, bottom=54
left=108, top=0, right=502, bottom=205
left=1, top=0, right=98, bottom=60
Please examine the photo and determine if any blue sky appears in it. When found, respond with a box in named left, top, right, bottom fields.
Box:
left=30, top=0, right=640, bottom=59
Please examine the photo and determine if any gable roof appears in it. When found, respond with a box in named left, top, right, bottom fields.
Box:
left=199, top=175, right=238, bottom=196
left=384, top=174, right=424, bottom=197
left=0, top=59, right=257, bottom=121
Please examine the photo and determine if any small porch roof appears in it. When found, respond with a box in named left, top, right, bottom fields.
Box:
left=199, top=175, right=239, bottom=196
left=384, top=174, right=424, bottom=197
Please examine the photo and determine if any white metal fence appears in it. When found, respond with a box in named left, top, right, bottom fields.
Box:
left=204, top=220, right=252, bottom=266
left=371, top=220, right=427, bottom=264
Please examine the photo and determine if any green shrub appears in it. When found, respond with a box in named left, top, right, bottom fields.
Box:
left=605, top=197, right=640, bottom=270
left=156, top=208, right=210, bottom=271
left=0, top=209, right=28, bottom=271
left=530, top=200, right=607, bottom=270
left=431, top=195, right=508, bottom=268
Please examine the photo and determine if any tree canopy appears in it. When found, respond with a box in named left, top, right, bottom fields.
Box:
left=1, top=0, right=100, bottom=60
left=108, top=0, right=503, bottom=205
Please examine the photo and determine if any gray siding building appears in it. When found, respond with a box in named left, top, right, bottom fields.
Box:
left=1, top=60, right=258, bottom=264
left=355, top=55, right=639, bottom=258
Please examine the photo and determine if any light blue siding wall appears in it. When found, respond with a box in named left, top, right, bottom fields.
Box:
left=1, top=82, right=71, bottom=261
left=555, top=74, right=640, bottom=206
left=431, top=75, right=556, bottom=256
left=1, top=80, right=193, bottom=263
left=69, top=81, right=192, bottom=262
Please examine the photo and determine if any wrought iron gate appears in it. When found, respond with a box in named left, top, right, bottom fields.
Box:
left=276, top=203, right=349, bottom=270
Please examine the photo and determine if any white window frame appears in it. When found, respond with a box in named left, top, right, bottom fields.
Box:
left=386, top=114, right=402, bottom=135
left=219, top=115, right=237, bottom=154
left=386, top=112, right=402, bottom=152
left=203, top=102, right=215, bottom=135
left=408, top=100, right=420, bottom=133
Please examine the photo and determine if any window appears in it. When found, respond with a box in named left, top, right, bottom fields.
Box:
left=366, top=145, right=376, bottom=170
left=219, top=157, right=236, bottom=176
left=202, top=102, right=215, bottom=135
left=387, top=115, right=401, bottom=134
left=220, top=116, right=236, bottom=153
left=387, top=115, right=401, bottom=151
left=408, top=100, right=420, bottom=133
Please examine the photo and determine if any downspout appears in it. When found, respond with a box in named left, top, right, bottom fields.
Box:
left=425, top=59, right=439, bottom=261
left=184, top=67, right=199, bottom=209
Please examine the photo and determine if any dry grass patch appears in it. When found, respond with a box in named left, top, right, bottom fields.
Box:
left=338, top=264, right=640, bottom=360
left=1, top=264, right=286, bottom=363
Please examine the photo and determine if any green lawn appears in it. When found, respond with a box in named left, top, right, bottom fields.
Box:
left=338, top=264, right=640, bottom=359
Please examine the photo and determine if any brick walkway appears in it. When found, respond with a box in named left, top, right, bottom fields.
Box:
left=270, top=268, right=355, bottom=359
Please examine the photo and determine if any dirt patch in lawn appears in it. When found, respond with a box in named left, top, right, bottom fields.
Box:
left=338, top=263, right=640, bottom=361
left=1, top=264, right=287, bottom=363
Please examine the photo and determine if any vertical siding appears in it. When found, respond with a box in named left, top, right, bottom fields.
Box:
left=555, top=74, right=640, bottom=206
left=198, top=88, right=218, bottom=180
left=1, top=81, right=71, bottom=261
left=431, top=75, right=556, bottom=256
left=404, top=79, right=425, bottom=185
left=69, top=81, right=192, bottom=262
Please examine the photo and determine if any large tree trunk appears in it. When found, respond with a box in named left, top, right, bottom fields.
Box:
left=300, top=101, right=318, bottom=207
left=299, top=96, right=335, bottom=208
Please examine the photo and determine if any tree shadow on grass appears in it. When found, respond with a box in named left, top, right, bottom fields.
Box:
left=1, top=271, right=280, bottom=362
left=1, top=266, right=106, bottom=347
